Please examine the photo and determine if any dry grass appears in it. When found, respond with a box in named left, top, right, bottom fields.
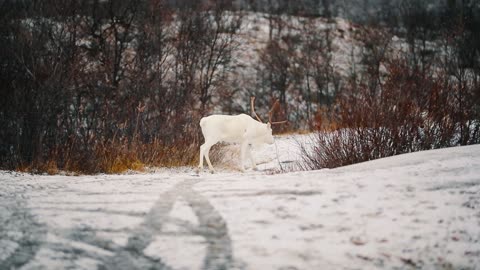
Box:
left=15, top=158, right=59, bottom=175
left=14, top=136, right=200, bottom=175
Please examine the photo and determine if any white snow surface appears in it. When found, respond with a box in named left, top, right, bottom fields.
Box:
left=1, top=134, right=480, bottom=270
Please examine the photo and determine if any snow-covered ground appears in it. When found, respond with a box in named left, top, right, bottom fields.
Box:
left=1, top=134, right=479, bottom=270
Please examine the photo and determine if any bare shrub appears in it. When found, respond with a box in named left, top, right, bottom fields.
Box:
left=300, top=56, right=480, bottom=170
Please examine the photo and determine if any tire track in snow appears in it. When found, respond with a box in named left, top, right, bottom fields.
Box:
left=0, top=197, right=47, bottom=269
left=1, top=177, right=237, bottom=269
left=99, top=178, right=236, bottom=270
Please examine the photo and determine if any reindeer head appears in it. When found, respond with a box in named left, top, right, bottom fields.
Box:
left=250, top=96, right=287, bottom=145
left=250, top=96, right=288, bottom=126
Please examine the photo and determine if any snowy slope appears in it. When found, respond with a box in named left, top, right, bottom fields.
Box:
left=233, top=12, right=363, bottom=76
left=1, top=134, right=479, bottom=270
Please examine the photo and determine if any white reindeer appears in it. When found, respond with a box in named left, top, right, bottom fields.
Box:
left=197, top=97, right=286, bottom=173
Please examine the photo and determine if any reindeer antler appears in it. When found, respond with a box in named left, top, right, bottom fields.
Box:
left=250, top=96, right=264, bottom=122
left=268, top=99, right=288, bottom=125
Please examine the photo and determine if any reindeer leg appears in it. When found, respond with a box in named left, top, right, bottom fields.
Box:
left=247, top=144, right=257, bottom=171
left=204, top=143, right=216, bottom=173
left=197, top=143, right=206, bottom=173
left=240, top=141, right=249, bottom=172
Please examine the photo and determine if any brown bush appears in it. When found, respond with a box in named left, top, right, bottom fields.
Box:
left=300, top=57, right=480, bottom=170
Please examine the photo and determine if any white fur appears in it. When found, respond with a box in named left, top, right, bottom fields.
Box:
left=198, top=114, right=274, bottom=173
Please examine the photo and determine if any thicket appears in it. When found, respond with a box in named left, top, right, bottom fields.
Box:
left=0, top=0, right=241, bottom=173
